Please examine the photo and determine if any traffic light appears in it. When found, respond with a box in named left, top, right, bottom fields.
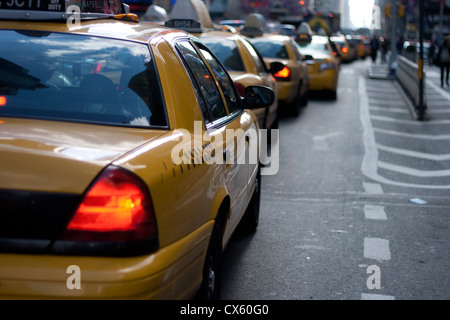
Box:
left=398, top=4, right=405, bottom=17
left=385, top=4, right=391, bottom=18
left=384, top=3, right=405, bottom=18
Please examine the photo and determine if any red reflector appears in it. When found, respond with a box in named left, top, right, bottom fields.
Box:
left=274, top=67, right=290, bottom=79
left=62, top=167, right=157, bottom=242
left=0, top=96, right=6, bottom=106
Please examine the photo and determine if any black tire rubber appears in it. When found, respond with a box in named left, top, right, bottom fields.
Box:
left=196, top=221, right=222, bottom=300
left=240, top=167, right=261, bottom=233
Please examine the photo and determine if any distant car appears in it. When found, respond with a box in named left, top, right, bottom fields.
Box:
left=219, top=19, right=245, bottom=31
left=279, top=24, right=297, bottom=37
left=242, top=13, right=310, bottom=117
left=0, top=0, right=275, bottom=300
left=296, top=35, right=340, bottom=100
left=330, top=35, right=355, bottom=63
left=346, top=34, right=368, bottom=59
left=167, top=2, right=281, bottom=130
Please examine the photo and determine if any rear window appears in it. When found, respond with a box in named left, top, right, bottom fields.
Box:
left=0, top=30, right=167, bottom=128
left=248, top=39, right=288, bottom=59
left=297, top=40, right=329, bottom=56
left=200, top=37, right=245, bottom=72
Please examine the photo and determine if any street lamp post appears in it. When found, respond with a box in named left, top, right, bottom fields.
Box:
left=417, top=0, right=426, bottom=120
left=389, top=0, right=397, bottom=75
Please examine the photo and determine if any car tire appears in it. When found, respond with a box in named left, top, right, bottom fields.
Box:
left=330, top=90, right=337, bottom=100
left=301, top=88, right=309, bottom=107
left=196, top=221, right=222, bottom=300
left=240, top=167, right=261, bottom=233
left=290, top=93, right=301, bottom=117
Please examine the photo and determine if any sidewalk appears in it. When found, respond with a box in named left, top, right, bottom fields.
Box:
left=367, top=58, right=450, bottom=121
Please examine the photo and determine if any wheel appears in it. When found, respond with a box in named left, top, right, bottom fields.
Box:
left=330, top=90, right=337, bottom=100
left=196, top=221, right=222, bottom=300
left=240, top=166, right=261, bottom=233
left=289, top=93, right=301, bottom=117
left=300, top=88, right=309, bottom=107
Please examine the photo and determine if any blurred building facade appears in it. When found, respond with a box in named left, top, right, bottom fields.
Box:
left=150, top=0, right=449, bottom=41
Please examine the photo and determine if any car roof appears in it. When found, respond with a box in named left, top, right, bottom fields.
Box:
left=0, top=19, right=184, bottom=44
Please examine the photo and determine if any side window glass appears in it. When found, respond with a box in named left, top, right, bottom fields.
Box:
left=196, top=43, right=241, bottom=114
left=176, top=41, right=227, bottom=122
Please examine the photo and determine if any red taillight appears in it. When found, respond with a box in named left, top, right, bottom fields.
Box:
left=0, top=96, right=6, bottom=106
left=342, top=47, right=348, bottom=54
left=61, top=167, right=157, bottom=242
left=274, top=67, right=291, bottom=80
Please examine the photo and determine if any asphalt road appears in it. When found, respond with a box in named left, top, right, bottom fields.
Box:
left=220, top=58, right=450, bottom=300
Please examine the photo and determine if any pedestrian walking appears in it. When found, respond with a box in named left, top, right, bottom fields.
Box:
left=436, top=36, right=450, bottom=87
left=380, top=37, right=388, bottom=64
left=370, top=35, right=379, bottom=63
left=429, top=40, right=438, bottom=66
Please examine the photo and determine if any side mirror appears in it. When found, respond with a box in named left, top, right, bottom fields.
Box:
left=243, top=85, right=275, bottom=109
left=269, top=61, right=285, bottom=75
left=303, top=54, right=314, bottom=61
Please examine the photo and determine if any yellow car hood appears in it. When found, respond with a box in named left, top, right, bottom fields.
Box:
left=0, top=118, right=165, bottom=194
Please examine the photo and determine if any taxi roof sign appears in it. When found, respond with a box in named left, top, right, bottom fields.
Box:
left=240, top=13, right=267, bottom=38
left=165, top=0, right=213, bottom=32
left=143, top=5, right=168, bottom=22
left=0, top=0, right=127, bottom=21
left=296, top=22, right=313, bottom=42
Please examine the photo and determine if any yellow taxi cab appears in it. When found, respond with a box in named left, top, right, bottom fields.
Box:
left=165, top=0, right=282, bottom=131
left=295, top=24, right=339, bottom=100
left=346, top=34, right=367, bottom=60
left=241, top=13, right=310, bottom=117
left=0, top=0, right=275, bottom=300
left=330, top=34, right=355, bottom=63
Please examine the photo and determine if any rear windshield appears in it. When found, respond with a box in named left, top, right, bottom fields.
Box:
left=200, top=37, right=245, bottom=72
left=0, top=30, right=167, bottom=128
left=297, top=40, right=329, bottom=56
left=248, top=39, right=288, bottom=59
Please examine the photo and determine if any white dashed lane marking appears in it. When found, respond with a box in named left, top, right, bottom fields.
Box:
left=363, top=182, right=384, bottom=194
left=364, top=238, right=391, bottom=261
left=361, top=293, right=395, bottom=300
left=364, top=205, right=387, bottom=220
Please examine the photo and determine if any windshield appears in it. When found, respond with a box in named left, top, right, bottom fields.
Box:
left=248, top=39, right=288, bottom=59
left=297, top=40, right=329, bottom=56
left=0, top=30, right=167, bottom=128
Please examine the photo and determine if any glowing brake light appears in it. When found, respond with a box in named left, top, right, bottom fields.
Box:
left=61, top=166, right=157, bottom=242
left=274, top=67, right=291, bottom=81
left=342, top=47, right=348, bottom=54
left=0, top=96, right=6, bottom=106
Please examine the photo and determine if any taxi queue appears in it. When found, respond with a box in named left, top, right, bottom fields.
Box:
left=144, top=0, right=344, bottom=118
left=0, top=0, right=346, bottom=300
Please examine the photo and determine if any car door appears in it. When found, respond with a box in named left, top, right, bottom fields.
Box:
left=176, top=40, right=255, bottom=242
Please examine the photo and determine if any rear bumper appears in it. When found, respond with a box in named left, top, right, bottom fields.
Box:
left=276, top=81, right=298, bottom=104
left=308, top=70, right=338, bottom=92
left=0, top=222, right=213, bottom=299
